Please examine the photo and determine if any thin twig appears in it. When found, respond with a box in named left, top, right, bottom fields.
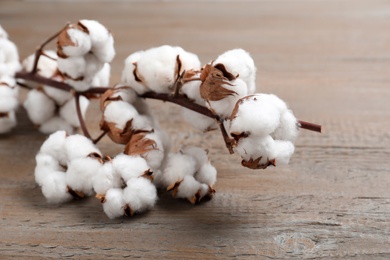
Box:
left=93, top=131, right=108, bottom=144
left=75, top=92, right=91, bottom=139
left=16, top=81, right=33, bottom=90
left=298, top=120, right=322, bottom=133
left=31, top=23, right=69, bottom=74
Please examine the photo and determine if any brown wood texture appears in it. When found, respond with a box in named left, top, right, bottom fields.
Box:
left=1, top=0, right=390, bottom=258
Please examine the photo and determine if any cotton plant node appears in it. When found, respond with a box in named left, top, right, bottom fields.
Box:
left=0, top=20, right=322, bottom=219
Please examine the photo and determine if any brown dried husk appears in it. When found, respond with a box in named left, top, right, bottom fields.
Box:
left=200, top=64, right=238, bottom=102
left=57, top=22, right=89, bottom=59
left=241, top=157, right=276, bottom=170
left=124, top=131, right=157, bottom=157
left=99, top=88, right=123, bottom=111
left=100, top=119, right=134, bottom=145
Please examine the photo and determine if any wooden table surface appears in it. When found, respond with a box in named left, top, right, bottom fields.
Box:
left=1, top=0, right=390, bottom=258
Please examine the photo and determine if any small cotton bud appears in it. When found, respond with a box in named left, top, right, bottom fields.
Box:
left=123, top=177, right=157, bottom=215
left=175, top=175, right=201, bottom=203
left=34, top=153, right=62, bottom=186
left=59, top=26, right=92, bottom=57
left=102, top=188, right=126, bottom=219
left=162, top=152, right=197, bottom=187
left=180, top=145, right=209, bottom=171
left=195, top=163, right=217, bottom=187
left=103, top=100, right=139, bottom=130
left=57, top=56, right=86, bottom=80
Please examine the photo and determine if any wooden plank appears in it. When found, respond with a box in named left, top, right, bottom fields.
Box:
left=1, top=0, right=390, bottom=258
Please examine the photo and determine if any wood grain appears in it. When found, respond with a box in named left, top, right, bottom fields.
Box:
left=1, top=0, right=390, bottom=258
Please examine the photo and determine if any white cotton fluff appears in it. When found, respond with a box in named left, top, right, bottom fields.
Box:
left=102, top=188, right=125, bottom=219
left=39, top=116, right=74, bottom=135
left=123, top=177, right=157, bottom=214
left=121, top=51, right=147, bottom=94
left=175, top=175, right=201, bottom=203
left=235, top=135, right=276, bottom=164
left=78, top=20, right=115, bottom=63
left=214, top=49, right=257, bottom=94
left=112, top=154, right=150, bottom=183
left=140, top=130, right=166, bottom=171
left=180, top=146, right=208, bottom=171
left=59, top=95, right=89, bottom=127
left=181, top=80, right=218, bottom=131
left=0, top=38, right=21, bottom=78
left=195, top=163, right=217, bottom=187
left=92, top=63, right=110, bottom=87
left=39, top=130, right=68, bottom=166
left=41, top=171, right=72, bottom=204
left=0, top=110, right=16, bottom=133
left=108, top=85, right=138, bottom=105
left=34, top=153, right=62, bottom=186
left=60, top=27, right=92, bottom=57
left=207, top=77, right=249, bottom=119
left=229, top=94, right=283, bottom=137
left=66, top=156, right=102, bottom=196
left=272, top=140, right=295, bottom=165
left=43, top=84, right=72, bottom=106
left=65, top=134, right=101, bottom=162
left=0, top=79, right=18, bottom=112
left=181, top=109, right=218, bottom=132
left=162, top=152, right=197, bottom=187
left=22, top=50, right=57, bottom=78
left=63, top=53, right=104, bottom=91
left=57, top=56, right=86, bottom=80
left=174, top=47, right=201, bottom=71
left=272, top=109, right=299, bottom=142
left=103, top=100, right=139, bottom=130
left=23, top=89, right=56, bottom=125
left=135, top=45, right=180, bottom=93
left=0, top=25, right=8, bottom=39
left=93, top=162, right=122, bottom=195
left=198, top=183, right=212, bottom=200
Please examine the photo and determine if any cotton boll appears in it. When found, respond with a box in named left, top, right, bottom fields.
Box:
left=273, top=110, right=299, bottom=142
left=214, top=49, right=257, bottom=94
left=229, top=94, right=281, bottom=137
left=0, top=38, right=21, bottom=77
left=0, top=110, right=16, bottom=133
left=39, top=116, right=74, bottom=135
left=93, top=162, right=122, bottom=195
left=92, top=63, right=110, bottom=87
left=136, top=45, right=179, bottom=93
left=123, top=177, right=157, bottom=214
left=59, top=95, right=89, bottom=127
left=108, top=85, right=138, bottom=105
left=207, top=78, right=248, bottom=119
left=112, top=154, right=150, bottom=182
left=235, top=135, right=276, bottom=165
left=195, top=163, right=217, bottom=187
left=103, top=100, right=139, bottom=130
left=0, top=85, right=18, bottom=113
left=102, top=188, right=125, bottom=219
left=66, top=157, right=102, bottom=196
left=41, top=171, right=72, bottom=204
left=39, top=130, right=68, bottom=166
left=79, top=20, right=111, bottom=49
left=60, top=27, right=91, bottom=57
left=132, top=114, right=154, bottom=132
left=121, top=51, right=148, bottom=95
left=23, top=89, right=56, bottom=125
left=65, top=134, right=101, bottom=162
left=175, top=175, right=201, bottom=203
left=35, top=153, right=62, bottom=186
left=272, top=140, right=295, bottom=165
left=162, top=153, right=197, bottom=187
left=57, top=56, right=86, bottom=80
